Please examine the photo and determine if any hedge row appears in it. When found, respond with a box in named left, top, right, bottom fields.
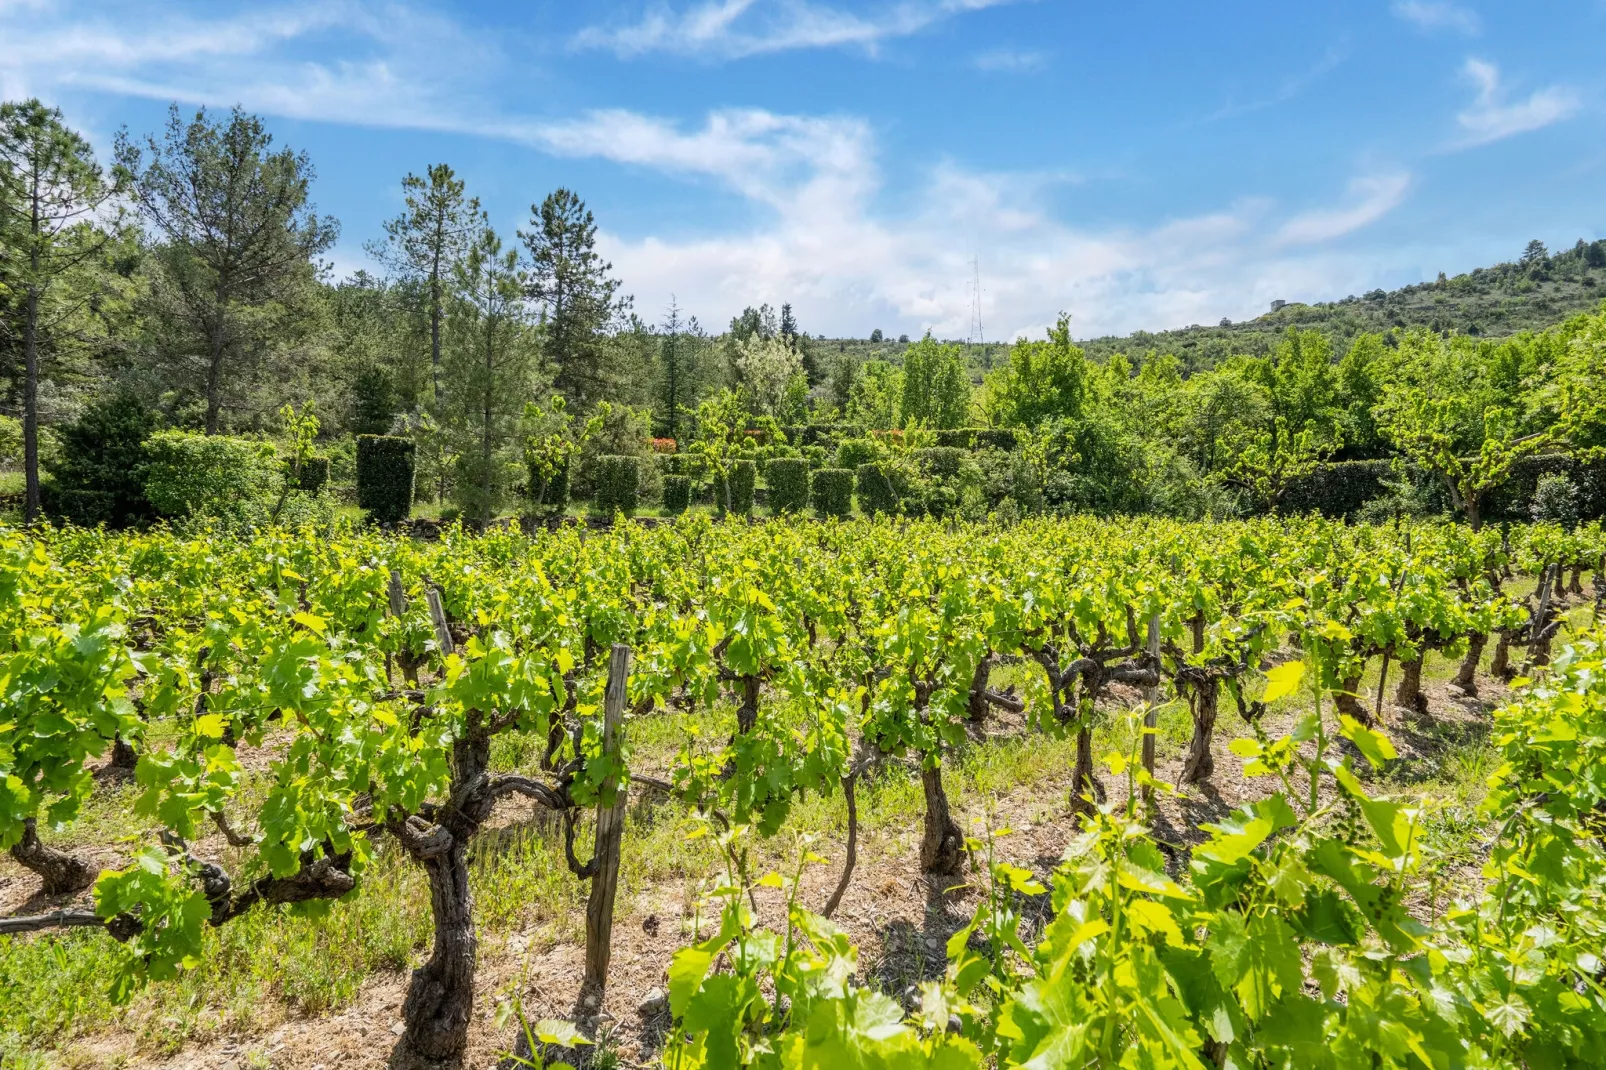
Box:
left=526, top=458, right=570, bottom=515
left=1278, top=455, right=1606, bottom=522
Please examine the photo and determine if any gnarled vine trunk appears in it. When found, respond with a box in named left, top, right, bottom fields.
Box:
left=1393, top=655, right=1426, bottom=714
left=1071, top=726, right=1097, bottom=816
left=1334, top=673, right=1368, bottom=724
left=1178, top=678, right=1218, bottom=785
left=966, top=655, right=993, bottom=724
left=919, top=764, right=963, bottom=875
left=402, top=841, right=477, bottom=1065
left=1454, top=633, right=1485, bottom=695
left=1491, top=630, right=1514, bottom=681
left=9, top=818, right=95, bottom=895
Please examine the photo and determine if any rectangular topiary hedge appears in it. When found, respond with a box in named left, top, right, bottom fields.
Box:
left=766, top=457, right=810, bottom=514
left=716, top=459, right=756, bottom=517
left=296, top=456, right=330, bottom=494
left=356, top=435, right=416, bottom=524
left=662, top=474, right=691, bottom=514
left=856, top=461, right=904, bottom=515
left=1276, top=459, right=1391, bottom=519
left=593, top=455, right=640, bottom=517
left=811, top=468, right=854, bottom=518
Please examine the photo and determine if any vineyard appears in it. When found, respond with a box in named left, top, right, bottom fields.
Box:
left=2, top=515, right=1605, bottom=1069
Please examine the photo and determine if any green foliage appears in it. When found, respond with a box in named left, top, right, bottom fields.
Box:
left=662, top=474, right=691, bottom=514
left=41, top=391, right=157, bottom=528
left=983, top=313, right=1092, bottom=427
left=834, top=437, right=883, bottom=470
left=355, top=434, right=415, bottom=523
left=900, top=332, right=971, bottom=429
left=522, top=396, right=598, bottom=518
left=592, top=455, right=639, bottom=517
left=141, top=431, right=283, bottom=524
left=809, top=468, right=854, bottom=517
left=764, top=457, right=809, bottom=514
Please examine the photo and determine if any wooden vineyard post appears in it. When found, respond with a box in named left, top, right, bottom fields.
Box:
left=583, top=643, right=632, bottom=999
left=1141, top=613, right=1161, bottom=800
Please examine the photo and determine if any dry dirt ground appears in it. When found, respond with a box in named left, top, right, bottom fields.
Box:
left=0, top=616, right=1577, bottom=1070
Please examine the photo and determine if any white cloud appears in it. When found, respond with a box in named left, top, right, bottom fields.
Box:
left=970, top=48, right=1047, bottom=72
left=572, top=0, right=1018, bottom=60
left=0, top=0, right=1443, bottom=338
left=1455, top=57, right=1579, bottom=147
left=1275, top=173, right=1412, bottom=246
left=1391, top=1, right=1481, bottom=35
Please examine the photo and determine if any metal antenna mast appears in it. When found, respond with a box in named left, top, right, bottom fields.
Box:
left=968, top=257, right=989, bottom=367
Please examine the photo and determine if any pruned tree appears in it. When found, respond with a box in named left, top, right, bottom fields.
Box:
left=519, top=188, right=626, bottom=410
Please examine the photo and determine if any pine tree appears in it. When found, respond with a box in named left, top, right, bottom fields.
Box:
left=519, top=188, right=626, bottom=409
left=115, top=105, right=337, bottom=434
left=442, top=226, right=536, bottom=526
left=0, top=99, right=123, bottom=522
left=367, top=164, right=483, bottom=405
left=656, top=296, right=708, bottom=441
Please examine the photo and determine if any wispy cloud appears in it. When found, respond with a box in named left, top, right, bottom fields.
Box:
left=1391, top=1, right=1481, bottom=35
left=572, top=0, right=1017, bottom=60
left=1202, top=45, right=1347, bottom=123
left=1454, top=57, right=1579, bottom=147
left=970, top=47, right=1046, bottom=72
left=1275, top=173, right=1412, bottom=246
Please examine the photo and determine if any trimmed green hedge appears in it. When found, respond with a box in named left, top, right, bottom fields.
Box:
left=1278, top=460, right=1392, bottom=519
left=662, top=474, right=691, bottom=514
left=593, top=455, right=640, bottom=516
left=856, top=461, right=905, bottom=515
left=526, top=458, right=570, bottom=516
left=914, top=446, right=965, bottom=479
left=144, top=431, right=283, bottom=523
left=811, top=468, right=854, bottom=518
left=766, top=457, right=810, bottom=514
left=716, top=460, right=756, bottom=517
left=356, top=435, right=416, bottom=523
left=1484, top=455, right=1606, bottom=522
left=296, top=456, right=331, bottom=494
left=933, top=427, right=1018, bottom=450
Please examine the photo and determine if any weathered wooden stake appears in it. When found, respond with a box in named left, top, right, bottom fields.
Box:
left=1141, top=613, right=1160, bottom=797
left=425, top=585, right=452, bottom=657
left=583, top=644, right=631, bottom=996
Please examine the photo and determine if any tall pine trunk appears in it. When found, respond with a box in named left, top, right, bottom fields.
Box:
left=22, top=285, right=40, bottom=523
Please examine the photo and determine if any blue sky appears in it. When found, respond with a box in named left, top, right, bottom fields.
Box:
left=2, top=0, right=1602, bottom=341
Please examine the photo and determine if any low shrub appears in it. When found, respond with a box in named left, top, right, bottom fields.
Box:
left=142, top=431, right=282, bottom=524
left=41, top=390, right=157, bottom=528
left=811, top=468, right=854, bottom=518
left=662, top=474, right=691, bottom=514
left=593, top=455, right=640, bottom=517
left=356, top=435, right=416, bottom=524
left=766, top=457, right=810, bottom=514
